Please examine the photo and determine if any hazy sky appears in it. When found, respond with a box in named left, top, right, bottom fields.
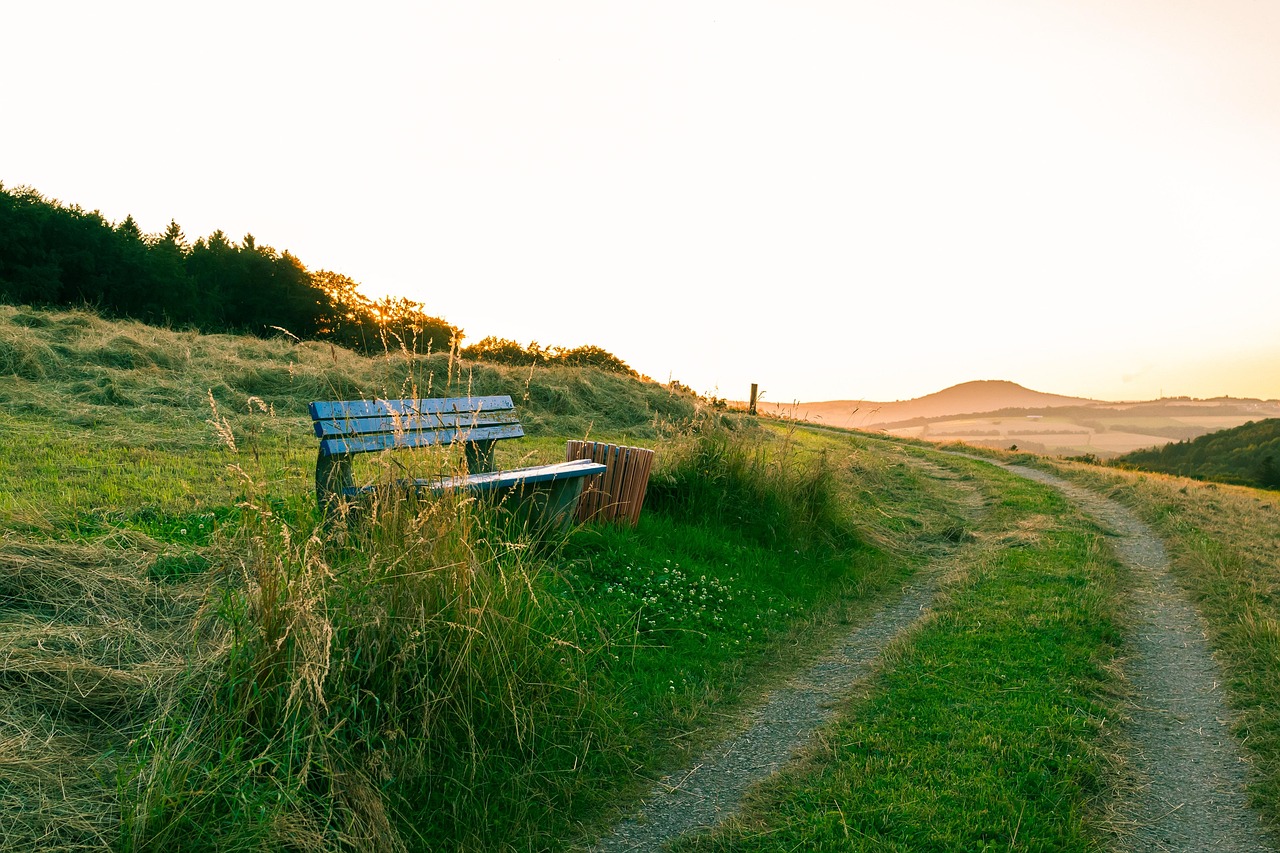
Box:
left=5, top=1, right=1279, bottom=403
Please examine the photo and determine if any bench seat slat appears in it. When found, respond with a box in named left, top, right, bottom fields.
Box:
left=319, top=423, right=525, bottom=458
left=342, top=458, right=607, bottom=497
left=309, top=396, right=515, bottom=423
left=312, top=409, right=520, bottom=439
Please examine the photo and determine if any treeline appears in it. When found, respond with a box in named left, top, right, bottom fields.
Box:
left=1114, top=418, right=1280, bottom=489
left=0, top=184, right=457, bottom=354
left=0, top=183, right=634, bottom=373
left=460, top=336, right=635, bottom=374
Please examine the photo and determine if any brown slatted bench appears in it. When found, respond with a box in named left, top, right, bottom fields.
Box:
left=309, top=395, right=606, bottom=530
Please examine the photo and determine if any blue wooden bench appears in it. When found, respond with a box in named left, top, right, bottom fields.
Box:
left=309, top=395, right=606, bottom=529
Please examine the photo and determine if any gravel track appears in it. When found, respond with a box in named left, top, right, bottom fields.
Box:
left=1005, top=464, right=1274, bottom=853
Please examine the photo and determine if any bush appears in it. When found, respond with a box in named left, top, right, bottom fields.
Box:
left=461, top=337, right=636, bottom=375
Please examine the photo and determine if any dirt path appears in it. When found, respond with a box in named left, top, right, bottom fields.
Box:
left=591, top=455, right=1275, bottom=852
left=1005, top=464, right=1273, bottom=853
left=590, top=460, right=986, bottom=852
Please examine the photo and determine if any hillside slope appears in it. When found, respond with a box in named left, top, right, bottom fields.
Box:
left=0, top=306, right=975, bottom=851
left=0, top=305, right=694, bottom=441
left=1114, top=417, right=1280, bottom=488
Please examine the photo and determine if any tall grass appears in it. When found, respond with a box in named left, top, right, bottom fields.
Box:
left=122, top=486, right=615, bottom=851
left=646, top=426, right=858, bottom=554
left=118, top=418, right=915, bottom=851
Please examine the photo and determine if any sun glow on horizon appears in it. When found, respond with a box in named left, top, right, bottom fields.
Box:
left=3, top=0, right=1278, bottom=405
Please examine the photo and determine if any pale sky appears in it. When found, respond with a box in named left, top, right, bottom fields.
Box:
left=4, top=1, right=1279, bottom=403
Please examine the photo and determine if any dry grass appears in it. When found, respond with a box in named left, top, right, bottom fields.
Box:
left=0, top=303, right=693, bottom=439
left=0, top=533, right=202, bottom=852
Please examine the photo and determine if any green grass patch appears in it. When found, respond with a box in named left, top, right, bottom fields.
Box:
left=1, top=307, right=1028, bottom=851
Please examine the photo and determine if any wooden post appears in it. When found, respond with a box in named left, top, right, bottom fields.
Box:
left=749, top=383, right=758, bottom=416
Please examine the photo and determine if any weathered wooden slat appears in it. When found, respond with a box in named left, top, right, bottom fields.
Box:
left=566, top=441, right=655, bottom=526
left=629, top=447, right=655, bottom=525
left=604, top=443, right=625, bottom=519
left=312, top=409, right=518, bottom=438
left=344, top=458, right=606, bottom=496
left=318, top=423, right=524, bottom=458
left=309, top=395, right=515, bottom=422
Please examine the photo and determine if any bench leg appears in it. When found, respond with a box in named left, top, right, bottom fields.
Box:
left=316, top=453, right=354, bottom=524
left=544, top=477, right=589, bottom=532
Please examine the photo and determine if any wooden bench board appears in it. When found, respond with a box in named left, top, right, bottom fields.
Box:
left=318, top=422, right=524, bottom=458
left=342, top=458, right=607, bottom=497
left=312, top=409, right=519, bottom=439
left=309, top=395, right=517, bottom=422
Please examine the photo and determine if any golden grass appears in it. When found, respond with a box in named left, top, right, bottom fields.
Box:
left=0, top=532, right=201, bottom=852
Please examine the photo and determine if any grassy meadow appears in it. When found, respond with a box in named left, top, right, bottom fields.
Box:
left=4, top=305, right=1277, bottom=851
left=675, top=453, right=1127, bottom=851
left=0, top=306, right=982, bottom=851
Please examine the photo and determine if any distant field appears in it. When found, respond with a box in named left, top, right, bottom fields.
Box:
left=755, top=381, right=1280, bottom=459
left=881, top=410, right=1274, bottom=457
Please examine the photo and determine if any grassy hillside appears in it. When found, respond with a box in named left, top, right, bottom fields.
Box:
left=0, top=306, right=981, bottom=851
left=7, top=306, right=1276, bottom=851
left=0, top=304, right=695, bottom=530
left=1113, top=417, right=1280, bottom=489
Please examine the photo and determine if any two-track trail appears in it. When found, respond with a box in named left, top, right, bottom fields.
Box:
left=1006, top=464, right=1273, bottom=853
left=590, top=453, right=1276, bottom=853
left=590, top=458, right=988, bottom=852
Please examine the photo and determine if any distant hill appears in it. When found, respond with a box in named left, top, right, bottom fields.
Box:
left=1114, top=419, right=1280, bottom=489
left=756, top=380, right=1280, bottom=458
left=758, top=381, right=1099, bottom=429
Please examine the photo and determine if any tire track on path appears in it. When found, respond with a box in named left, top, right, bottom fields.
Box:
left=590, top=458, right=986, bottom=852
left=1004, top=464, right=1274, bottom=853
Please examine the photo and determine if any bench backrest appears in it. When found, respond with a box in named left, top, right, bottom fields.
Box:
left=309, top=396, right=524, bottom=460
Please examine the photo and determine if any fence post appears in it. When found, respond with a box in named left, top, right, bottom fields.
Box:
left=749, top=383, right=758, bottom=416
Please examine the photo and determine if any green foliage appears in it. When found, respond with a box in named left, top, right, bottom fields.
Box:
left=123, top=492, right=617, bottom=851
left=146, top=551, right=212, bottom=583
left=310, top=269, right=457, bottom=356
left=461, top=336, right=637, bottom=376
left=1115, top=418, right=1280, bottom=489
left=0, top=183, right=461, bottom=356
left=0, top=183, right=636, bottom=371
left=646, top=427, right=858, bottom=553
